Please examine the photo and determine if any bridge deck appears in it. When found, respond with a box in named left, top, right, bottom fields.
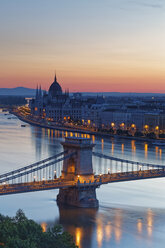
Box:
left=99, top=168, right=165, bottom=184
left=0, top=168, right=165, bottom=196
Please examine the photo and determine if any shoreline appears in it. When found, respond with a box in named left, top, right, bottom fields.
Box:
left=11, top=111, right=158, bottom=143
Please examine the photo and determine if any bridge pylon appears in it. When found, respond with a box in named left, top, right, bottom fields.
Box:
left=57, top=137, right=99, bottom=208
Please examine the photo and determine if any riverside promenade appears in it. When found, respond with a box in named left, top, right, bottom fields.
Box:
left=11, top=108, right=161, bottom=143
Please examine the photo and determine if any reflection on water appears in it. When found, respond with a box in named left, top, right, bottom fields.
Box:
left=105, top=221, right=112, bottom=242
left=97, top=218, right=104, bottom=247
left=41, top=222, right=47, bottom=232
left=56, top=206, right=97, bottom=248
left=121, top=143, right=124, bottom=154
left=155, top=146, right=158, bottom=159
left=114, top=209, right=122, bottom=243
left=101, top=139, right=104, bottom=152
left=131, top=140, right=136, bottom=154
left=147, top=209, right=153, bottom=237
left=145, top=143, right=148, bottom=159
left=51, top=205, right=157, bottom=248
left=137, top=218, right=143, bottom=234
left=56, top=206, right=123, bottom=248
left=159, top=149, right=162, bottom=160
left=111, top=143, right=114, bottom=155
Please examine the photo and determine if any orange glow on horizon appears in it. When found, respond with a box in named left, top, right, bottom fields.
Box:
left=1, top=71, right=165, bottom=93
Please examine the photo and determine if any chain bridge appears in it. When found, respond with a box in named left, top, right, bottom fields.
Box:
left=0, top=137, right=165, bottom=207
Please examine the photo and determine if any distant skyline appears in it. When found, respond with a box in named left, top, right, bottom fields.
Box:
left=0, top=0, right=165, bottom=92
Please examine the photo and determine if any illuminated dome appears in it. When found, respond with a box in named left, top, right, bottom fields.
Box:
left=49, top=74, right=62, bottom=97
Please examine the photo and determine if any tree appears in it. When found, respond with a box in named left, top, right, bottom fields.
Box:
left=0, top=210, right=77, bottom=248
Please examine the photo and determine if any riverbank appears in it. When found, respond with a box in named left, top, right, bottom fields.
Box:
left=11, top=110, right=159, bottom=143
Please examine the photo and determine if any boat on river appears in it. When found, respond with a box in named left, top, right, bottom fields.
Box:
left=21, top=124, right=26, bottom=127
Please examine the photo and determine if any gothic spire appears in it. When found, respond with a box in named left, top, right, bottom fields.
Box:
left=54, top=71, right=57, bottom=82
left=39, top=85, right=42, bottom=98
left=35, top=85, right=39, bottom=99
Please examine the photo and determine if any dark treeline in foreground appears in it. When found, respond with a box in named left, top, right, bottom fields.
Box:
left=0, top=96, right=26, bottom=107
left=0, top=210, right=77, bottom=248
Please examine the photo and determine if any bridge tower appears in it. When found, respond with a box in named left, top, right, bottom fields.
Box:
left=57, top=137, right=99, bottom=208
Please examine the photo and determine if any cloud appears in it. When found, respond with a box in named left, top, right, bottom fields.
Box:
left=126, top=0, right=163, bottom=9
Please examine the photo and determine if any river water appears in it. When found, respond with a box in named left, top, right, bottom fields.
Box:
left=0, top=110, right=165, bottom=248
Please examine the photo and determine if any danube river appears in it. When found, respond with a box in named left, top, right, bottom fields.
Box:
left=1, top=110, right=165, bottom=248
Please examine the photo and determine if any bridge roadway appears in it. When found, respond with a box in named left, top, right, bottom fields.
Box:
left=0, top=168, right=165, bottom=196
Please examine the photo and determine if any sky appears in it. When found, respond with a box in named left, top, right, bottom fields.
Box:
left=0, top=0, right=165, bottom=92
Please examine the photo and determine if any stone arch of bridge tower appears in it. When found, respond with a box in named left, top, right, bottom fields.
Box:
left=67, top=157, right=76, bottom=174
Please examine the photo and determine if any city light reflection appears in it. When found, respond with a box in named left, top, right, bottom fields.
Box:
left=51, top=129, right=53, bottom=140
left=147, top=209, right=153, bottom=237
left=92, top=135, right=95, bottom=144
left=145, top=143, right=148, bottom=159
left=111, top=143, right=114, bottom=155
left=159, top=149, right=162, bottom=159
left=137, top=219, right=143, bottom=234
left=105, top=222, right=112, bottom=242
left=114, top=210, right=122, bottom=243
left=155, top=146, right=158, bottom=159
left=47, top=129, right=50, bottom=138
left=121, top=143, right=124, bottom=154
left=75, top=227, right=82, bottom=248
left=101, top=139, right=104, bottom=152
left=97, top=219, right=103, bottom=248
left=131, top=140, right=136, bottom=154
left=41, top=222, right=47, bottom=232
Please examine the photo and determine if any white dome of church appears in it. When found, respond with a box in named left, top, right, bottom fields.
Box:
left=49, top=74, right=62, bottom=97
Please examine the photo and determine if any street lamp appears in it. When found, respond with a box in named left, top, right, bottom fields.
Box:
left=155, top=126, right=159, bottom=131
left=155, top=126, right=159, bottom=139
left=54, top=170, right=57, bottom=179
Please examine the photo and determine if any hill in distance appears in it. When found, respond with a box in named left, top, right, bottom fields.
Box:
left=0, top=87, right=165, bottom=97
left=0, top=87, right=36, bottom=96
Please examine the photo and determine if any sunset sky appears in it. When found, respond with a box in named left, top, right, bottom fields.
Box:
left=0, top=0, right=165, bottom=92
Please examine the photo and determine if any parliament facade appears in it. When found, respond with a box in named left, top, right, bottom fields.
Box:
left=29, top=75, right=102, bottom=127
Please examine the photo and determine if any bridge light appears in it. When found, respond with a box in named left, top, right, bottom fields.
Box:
left=155, top=126, right=159, bottom=130
left=42, top=177, right=45, bottom=181
left=111, top=122, right=115, bottom=127
left=54, top=170, right=57, bottom=179
left=144, top=125, right=149, bottom=129
left=108, top=168, right=110, bottom=174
